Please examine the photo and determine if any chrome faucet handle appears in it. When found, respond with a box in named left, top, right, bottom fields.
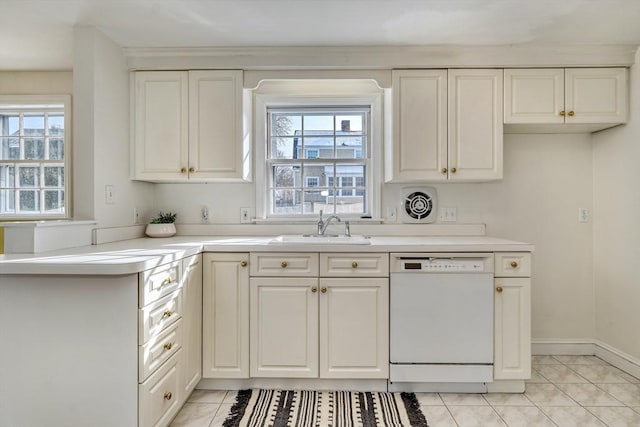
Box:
left=344, top=221, right=351, bottom=237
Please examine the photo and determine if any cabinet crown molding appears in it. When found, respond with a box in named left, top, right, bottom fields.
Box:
left=124, top=44, right=638, bottom=71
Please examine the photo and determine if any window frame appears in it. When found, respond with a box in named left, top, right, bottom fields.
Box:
left=255, top=92, right=383, bottom=221
left=0, top=95, right=71, bottom=219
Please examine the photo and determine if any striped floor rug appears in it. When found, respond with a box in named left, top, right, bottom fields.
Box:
left=223, top=389, right=428, bottom=427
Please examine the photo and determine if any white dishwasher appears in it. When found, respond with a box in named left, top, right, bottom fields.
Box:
left=389, top=253, right=494, bottom=391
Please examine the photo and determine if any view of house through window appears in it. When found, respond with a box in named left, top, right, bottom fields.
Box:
left=267, top=107, right=369, bottom=216
left=0, top=98, right=68, bottom=217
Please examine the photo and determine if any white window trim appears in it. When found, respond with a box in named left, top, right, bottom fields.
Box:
left=0, top=94, right=71, bottom=220
left=255, top=92, right=383, bottom=221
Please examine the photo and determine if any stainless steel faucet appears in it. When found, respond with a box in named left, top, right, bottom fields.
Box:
left=317, top=210, right=341, bottom=235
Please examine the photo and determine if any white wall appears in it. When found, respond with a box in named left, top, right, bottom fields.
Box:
left=73, top=27, right=154, bottom=227
left=593, top=51, right=640, bottom=359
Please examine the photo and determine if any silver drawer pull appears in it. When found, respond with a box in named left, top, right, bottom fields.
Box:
left=162, top=311, right=173, bottom=319
left=161, top=276, right=173, bottom=286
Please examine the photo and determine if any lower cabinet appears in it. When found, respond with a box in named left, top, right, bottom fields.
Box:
left=139, top=255, right=203, bottom=427
left=493, top=253, right=532, bottom=380
left=249, top=274, right=389, bottom=379
left=320, top=278, right=389, bottom=379
left=180, top=254, right=203, bottom=395
left=250, top=277, right=320, bottom=377
left=202, top=253, right=250, bottom=378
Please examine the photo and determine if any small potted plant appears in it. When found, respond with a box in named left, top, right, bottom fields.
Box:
left=145, top=211, right=177, bottom=237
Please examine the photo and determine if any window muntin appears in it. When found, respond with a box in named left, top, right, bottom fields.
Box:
left=0, top=98, right=69, bottom=218
left=267, top=108, right=369, bottom=217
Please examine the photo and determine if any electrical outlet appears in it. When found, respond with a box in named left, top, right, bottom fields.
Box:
left=386, top=207, right=397, bottom=222
left=133, top=207, right=139, bottom=224
left=440, top=207, right=457, bottom=222
left=105, top=185, right=115, bottom=204
left=202, top=206, right=210, bottom=223
left=579, top=208, right=590, bottom=223
left=240, top=207, right=251, bottom=224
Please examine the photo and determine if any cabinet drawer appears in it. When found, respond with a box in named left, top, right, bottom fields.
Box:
left=494, top=253, right=531, bottom=277
left=320, top=253, right=389, bottom=277
left=250, top=253, right=318, bottom=277
left=139, top=320, right=182, bottom=382
left=140, top=260, right=181, bottom=307
left=139, top=290, right=182, bottom=345
left=139, top=349, right=181, bottom=427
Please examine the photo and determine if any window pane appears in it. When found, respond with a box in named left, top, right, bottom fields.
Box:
left=0, top=164, right=15, bottom=187
left=336, top=115, right=364, bottom=133
left=1, top=115, right=20, bottom=136
left=303, top=190, right=324, bottom=214
left=270, top=137, right=296, bottom=159
left=272, top=189, right=301, bottom=215
left=303, top=115, right=333, bottom=134
left=335, top=196, right=365, bottom=215
left=272, top=164, right=299, bottom=188
left=270, top=114, right=300, bottom=137
left=44, top=166, right=64, bottom=187
left=19, top=166, right=40, bottom=187
left=0, top=189, right=15, bottom=214
left=48, top=138, right=64, bottom=160
left=19, top=189, right=39, bottom=212
left=44, top=190, right=64, bottom=212
left=24, top=114, right=45, bottom=136
left=303, top=163, right=332, bottom=189
left=48, top=115, right=64, bottom=135
left=337, top=136, right=365, bottom=159
left=24, top=138, right=45, bottom=160
left=0, top=137, right=20, bottom=160
left=303, top=136, right=333, bottom=159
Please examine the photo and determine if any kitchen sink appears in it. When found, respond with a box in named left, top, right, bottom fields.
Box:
left=269, top=234, right=371, bottom=245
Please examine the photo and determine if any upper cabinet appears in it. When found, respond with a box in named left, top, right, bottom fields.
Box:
left=387, top=69, right=503, bottom=183
left=132, top=70, right=250, bottom=182
left=504, top=68, right=628, bottom=133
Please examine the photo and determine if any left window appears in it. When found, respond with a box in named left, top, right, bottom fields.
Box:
left=0, top=96, right=70, bottom=218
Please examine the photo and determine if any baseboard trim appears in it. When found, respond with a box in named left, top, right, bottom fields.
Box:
left=532, top=338, right=640, bottom=379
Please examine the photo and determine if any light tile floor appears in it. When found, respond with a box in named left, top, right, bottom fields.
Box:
left=170, top=355, right=640, bottom=426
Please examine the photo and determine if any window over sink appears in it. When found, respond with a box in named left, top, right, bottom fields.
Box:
left=254, top=80, right=383, bottom=221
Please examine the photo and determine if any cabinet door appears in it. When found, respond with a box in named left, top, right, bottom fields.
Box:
left=133, top=71, right=188, bottom=181
left=202, top=253, right=249, bottom=378
left=448, top=69, right=503, bottom=181
left=387, top=70, right=447, bottom=182
left=189, top=70, right=248, bottom=181
left=494, top=278, right=531, bottom=380
left=319, top=278, right=389, bottom=379
left=179, top=254, right=202, bottom=398
left=250, top=277, right=319, bottom=378
left=504, top=69, right=564, bottom=124
left=565, top=68, right=628, bottom=124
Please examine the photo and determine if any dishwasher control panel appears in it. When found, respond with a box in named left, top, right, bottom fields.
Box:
left=391, top=253, right=494, bottom=274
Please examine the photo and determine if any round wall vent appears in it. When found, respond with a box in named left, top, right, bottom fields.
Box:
left=401, top=187, right=437, bottom=223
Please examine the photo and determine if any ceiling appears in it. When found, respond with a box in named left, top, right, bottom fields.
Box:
left=2, top=0, right=640, bottom=70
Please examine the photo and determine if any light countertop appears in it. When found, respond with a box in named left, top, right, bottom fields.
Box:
left=0, top=235, right=533, bottom=275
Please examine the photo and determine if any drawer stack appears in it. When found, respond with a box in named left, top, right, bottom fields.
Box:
left=138, top=260, right=184, bottom=427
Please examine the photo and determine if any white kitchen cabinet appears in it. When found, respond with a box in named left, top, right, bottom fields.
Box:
left=387, top=69, right=447, bottom=182
left=179, top=254, right=202, bottom=396
left=447, top=69, right=503, bottom=182
left=133, top=71, right=189, bottom=182
left=319, top=278, right=389, bottom=379
left=249, top=252, right=389, bottom=380
left=494, top=253, right=532, bottom=381
left=387, top=69, right=502, bottom=182
left=202, top=253, right=250, bottom=379
left=250, top=277, right=319, bottom=378
left=132, top=70, right=249, bottom=182
left=504, top=68, right=628, bottom=131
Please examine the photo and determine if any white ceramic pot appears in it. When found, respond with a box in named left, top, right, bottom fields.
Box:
left=145, top=223, right=176, bottom=238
